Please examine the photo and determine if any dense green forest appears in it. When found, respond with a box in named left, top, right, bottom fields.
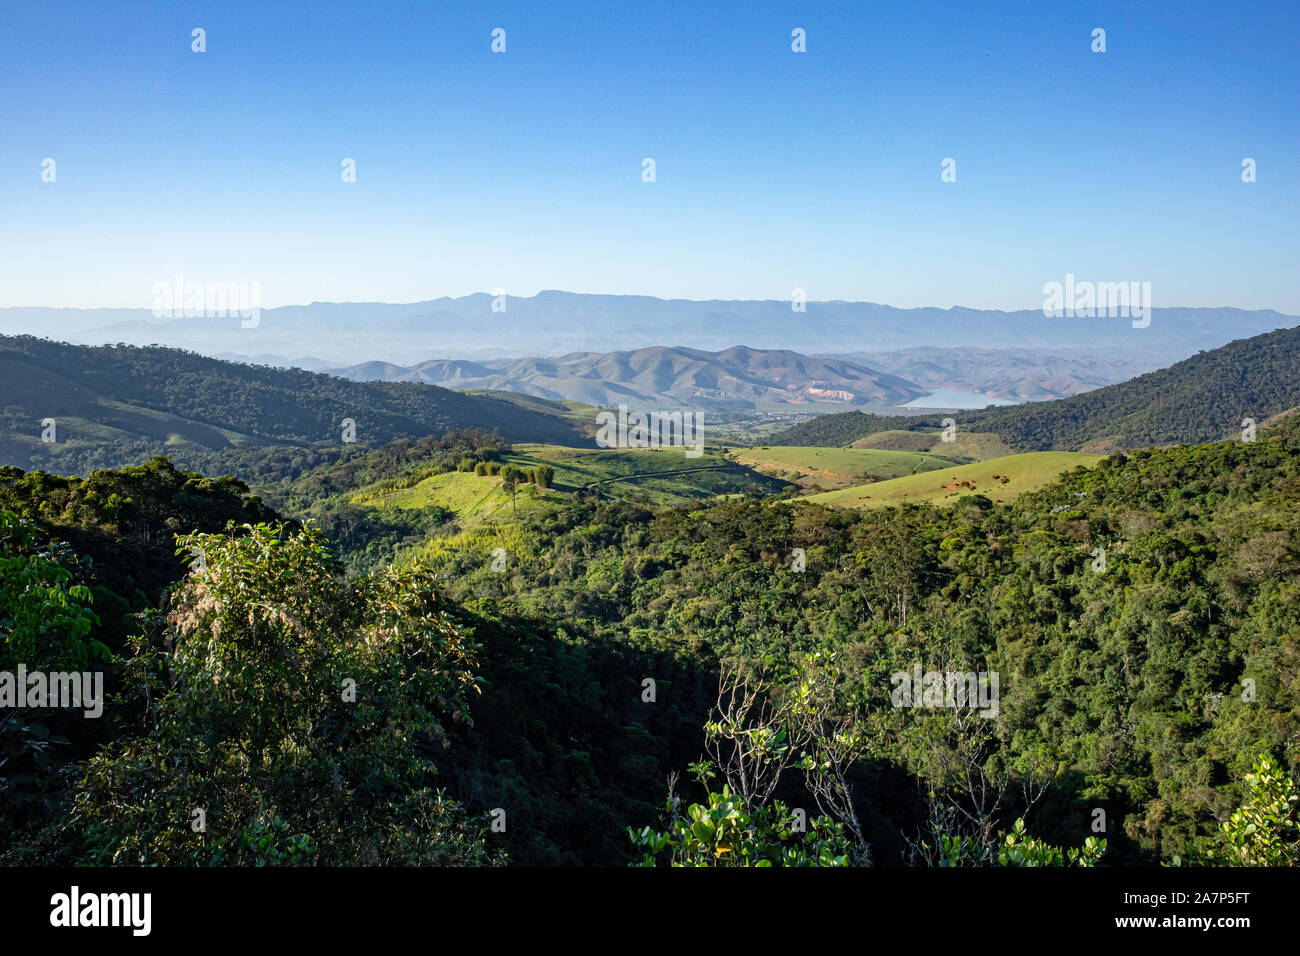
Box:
left=0, top=336, right=590, bottom=474
left=2, top=407, right=1298, bottom=865
left=774, top=324, right=1300, bottom=453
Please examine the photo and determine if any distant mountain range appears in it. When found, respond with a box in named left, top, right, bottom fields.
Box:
left=6, top=321, right=1300, bottom=475
left=2, top=293, right=1292, bottom=368
left=326, top=345, right=928, bottom=410
left=219, top=344, right=1158, bottom=406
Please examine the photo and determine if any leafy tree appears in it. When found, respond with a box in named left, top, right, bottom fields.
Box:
left=631, top=658, right=864, bottom=866
left=921, top=817, right=1105, bottom=867
left=1196, top=753, right=1299, bottom=866
left=997, top=818, right=1106, bottom=866
left=629, top=783, right=851, bottom=867
left=500, top=466, right=521, bottom=514
left=0, top=511, right=107, bottom=834
left=44, top=522, right=500, bottom=866
left=0, top=511, right=104, bottom=670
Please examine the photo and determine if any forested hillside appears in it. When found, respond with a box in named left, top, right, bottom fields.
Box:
left=0, top=336, right=591, bottom=474
left=967, top=324, right=1300, bottom=451
left=773, top=325, right=1300, bottom=453
left=406, top=418, right=1300, bottom=864
left=3, top=414, right=1298, bottom=866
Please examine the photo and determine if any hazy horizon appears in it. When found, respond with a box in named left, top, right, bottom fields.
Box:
left=7, top=289, right=1300, bottom=314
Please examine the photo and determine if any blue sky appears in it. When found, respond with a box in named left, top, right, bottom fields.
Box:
left=1, top=0, right=1296, bottom=311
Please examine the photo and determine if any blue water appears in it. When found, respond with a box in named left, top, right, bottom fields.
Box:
left=901, top=389, right=1020, bottom=410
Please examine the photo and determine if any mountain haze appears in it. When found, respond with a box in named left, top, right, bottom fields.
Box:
left=3, top=293, right=1292, bottom=368
left=830, top=347, right=1163, bottom=401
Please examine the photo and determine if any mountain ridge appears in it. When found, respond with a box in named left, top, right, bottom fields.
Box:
left=326, top=344, right=928, bottom=410
left=3, top=293, right=1292, bottom=367
left=0, top=336, right=593, bottom=473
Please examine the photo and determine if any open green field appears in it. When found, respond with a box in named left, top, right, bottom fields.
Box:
left=850, top=429, right=1013, bottom=461
left=351, top=443, right=787, bottom=520
left=801, top=451, right=1104, bottom=508
left=353, top=469, right=566, bottom=526
left=728, top=444, right=959, bottom=493
left=508, top=444, right=787, bottom=503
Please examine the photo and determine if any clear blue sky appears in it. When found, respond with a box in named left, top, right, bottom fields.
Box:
left=1, top=0, right=1296, bottom=311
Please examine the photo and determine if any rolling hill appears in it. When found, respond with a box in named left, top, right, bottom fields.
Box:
left=726, top=444, right=959, bottom=493
left=351, top=443, right=786, bottom=513
left=769, top=411, right=948, bottom=448
left=0, top=336, right=592, bottom=473
left=353, top=469, right=570, bottom=527
left=328, top=345, right=927, bottom=410
left=801, top=452, right=1105, bottom=508
left=849, top=428, right=1014, bottom=460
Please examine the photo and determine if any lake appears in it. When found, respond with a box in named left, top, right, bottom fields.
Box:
left=901, top=389, right=1021, bottom=409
